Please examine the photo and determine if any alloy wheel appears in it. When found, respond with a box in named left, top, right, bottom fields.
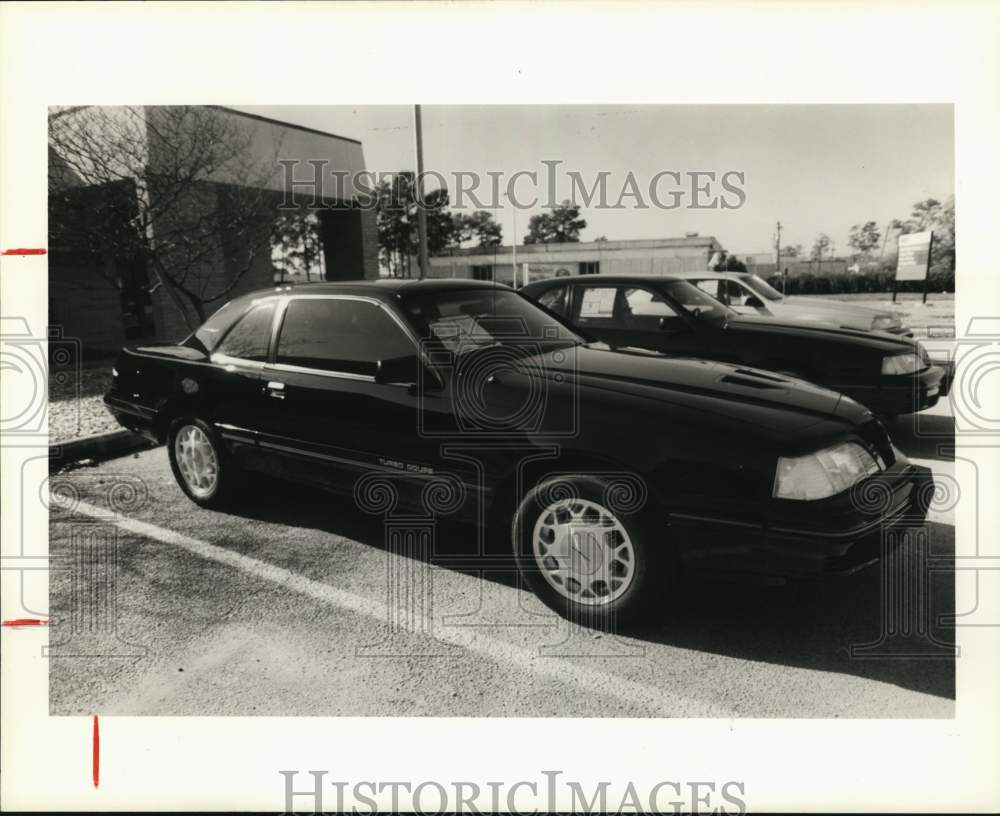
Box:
left=531, top=498, right=636, bottom=605
left=174, top=424, right=219, bottom=498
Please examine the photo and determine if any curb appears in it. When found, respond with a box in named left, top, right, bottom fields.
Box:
left=50, top=429, right=157, bottom=470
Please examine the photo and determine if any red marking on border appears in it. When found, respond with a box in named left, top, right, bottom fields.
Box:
left=1, top=248, right=47, bottom=256
left=93, top=715, right=100, bottom=788
left=1, top=618, right=49, bottom=627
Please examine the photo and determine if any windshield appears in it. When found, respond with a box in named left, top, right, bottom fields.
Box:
left=401, top=288, right=584, bottom=356
left=661, top=280, right=736, bottom=321
left=741, top=274, right=784, bottom=302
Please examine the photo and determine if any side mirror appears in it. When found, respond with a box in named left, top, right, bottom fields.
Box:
left=745, top=295, right=765, bottom=309
left=375, top=355, right=421, bottom=386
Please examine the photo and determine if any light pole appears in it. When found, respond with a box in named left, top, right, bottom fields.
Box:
left=511, top=203, right=518, bottom=287
left=775, top=220, right=782, bottom=293
left=413, top=105, right=429, bottom=280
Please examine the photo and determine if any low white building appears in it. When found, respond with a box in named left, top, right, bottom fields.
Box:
left=427, top=235, right=725, bottom=287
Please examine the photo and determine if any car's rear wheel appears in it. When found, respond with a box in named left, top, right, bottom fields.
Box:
left=167, top=417, right=236, bottom=508
left=513, top=474, right=667, bottom=628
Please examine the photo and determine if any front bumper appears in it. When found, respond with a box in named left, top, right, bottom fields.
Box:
left=104, top=392, right=160, bottom=443
left=840, top=365, right=945, bottom=416
left=672, top=461, right=933, bottom=582
left=932, top=358, right=955, bottom=397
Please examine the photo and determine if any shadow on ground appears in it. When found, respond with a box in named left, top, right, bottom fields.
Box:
left=217, top=475, right=956, bottom=703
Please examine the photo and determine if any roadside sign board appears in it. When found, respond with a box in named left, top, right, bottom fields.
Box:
left=896, top=231, right=933, bottom=281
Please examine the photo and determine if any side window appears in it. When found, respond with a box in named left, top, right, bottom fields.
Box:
left=216, top=301, right=276, bottom=362
left=623, top=287, right=678, bottom=317
left=574, top=286, right=621, bottom=327
left=695, top=279, right=748, bottom=307
left=694, top=279, right=721, bottom=300
left=193, top=300, right=240, bottom=352
left=537, top=285, right=568, bottom=317
left=622, top=287, right=683, bottom=331
left=276, top=298, right=414, bottom=376
left=729, top=280, right=763, bottom=306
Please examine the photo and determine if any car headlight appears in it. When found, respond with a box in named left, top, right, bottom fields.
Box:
left=882, top=351, right=923, bottom=375
left=773, top=441, right=882, bottom=501
left=871, top=314, right=900, bottom=331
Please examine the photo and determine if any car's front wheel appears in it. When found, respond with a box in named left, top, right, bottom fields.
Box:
left=167, top=417, right=236, bottom=508
left=512, top=474, right=667, bottom=628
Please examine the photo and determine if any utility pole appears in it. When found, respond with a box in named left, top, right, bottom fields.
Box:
left=413, top=104, right=429, bottom=280
left=511, top=204, right=518, bottom=287
left=775, top=220, right=783, bottom=294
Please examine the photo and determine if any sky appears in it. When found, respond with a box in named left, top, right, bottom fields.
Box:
left=238, top=105, right=953, bottom=256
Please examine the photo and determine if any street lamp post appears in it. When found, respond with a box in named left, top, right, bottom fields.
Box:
left=511, top=204, right=518, bottom=287
left=413, top=105, right=429, bottom=280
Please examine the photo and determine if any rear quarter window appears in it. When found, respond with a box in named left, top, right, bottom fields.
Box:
left=575, top=286, right=620, bottom=326
left=215, top=301, right=277, bottom=362
left=191, top=301, right=242, bottom=353
left=536, top=284, right=569, bottom=317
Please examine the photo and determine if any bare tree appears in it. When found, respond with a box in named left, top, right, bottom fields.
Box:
left=49, top=106, right=282, bottom=331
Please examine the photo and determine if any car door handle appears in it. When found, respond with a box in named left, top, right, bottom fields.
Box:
left=265, top=380, right=286, bottom=399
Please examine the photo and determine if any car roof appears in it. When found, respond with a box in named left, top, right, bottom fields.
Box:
left=524, top=274, right=685, bottom=287
left=285, top=277, right=506, bottom=293
left=673, top=271, right=739, bottom=279
left=233, top=277, right=509, bottom=305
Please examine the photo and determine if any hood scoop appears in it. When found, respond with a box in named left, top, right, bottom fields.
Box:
left=720, top=368, right=791, bottom=390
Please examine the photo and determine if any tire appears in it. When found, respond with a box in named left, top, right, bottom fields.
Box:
left=512, top=474, right=669, bottom=629
left=167, top=417, right=238, bottom=509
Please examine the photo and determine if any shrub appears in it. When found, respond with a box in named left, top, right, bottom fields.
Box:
left=765, top=269, right=954, bottom=296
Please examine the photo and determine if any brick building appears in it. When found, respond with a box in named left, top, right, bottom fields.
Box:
left=49, top=106, right=378, bottom=357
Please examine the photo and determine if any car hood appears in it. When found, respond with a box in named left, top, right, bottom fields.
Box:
left=535, top=343, right=871, bottom=435
left=723, top=313, right=916, bottom=352
left=773, top=297, right=897, bottom=330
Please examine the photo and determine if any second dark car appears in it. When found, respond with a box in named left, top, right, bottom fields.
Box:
left=523, top=274, right=945, bottom=417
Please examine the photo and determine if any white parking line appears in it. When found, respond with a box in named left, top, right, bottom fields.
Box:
left=69, top=500, right=733, bottom=718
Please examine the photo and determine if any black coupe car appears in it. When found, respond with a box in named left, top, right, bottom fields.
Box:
left=522, top=274, right=945, bottom=417
left=105, top=279, right=932, bottom=625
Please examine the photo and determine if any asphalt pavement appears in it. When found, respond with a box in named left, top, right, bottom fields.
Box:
left=46, top=399, right=956, bottom=718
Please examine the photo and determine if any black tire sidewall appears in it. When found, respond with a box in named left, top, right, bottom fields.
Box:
left=167, top=416, right=231, bottom=508
left=512, top=473, right=669, bottom=628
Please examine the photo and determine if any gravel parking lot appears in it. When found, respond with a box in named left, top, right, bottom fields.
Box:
left=46, top=397, right=956, bottom=719
left=49, top=364, right=117, bottom=444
